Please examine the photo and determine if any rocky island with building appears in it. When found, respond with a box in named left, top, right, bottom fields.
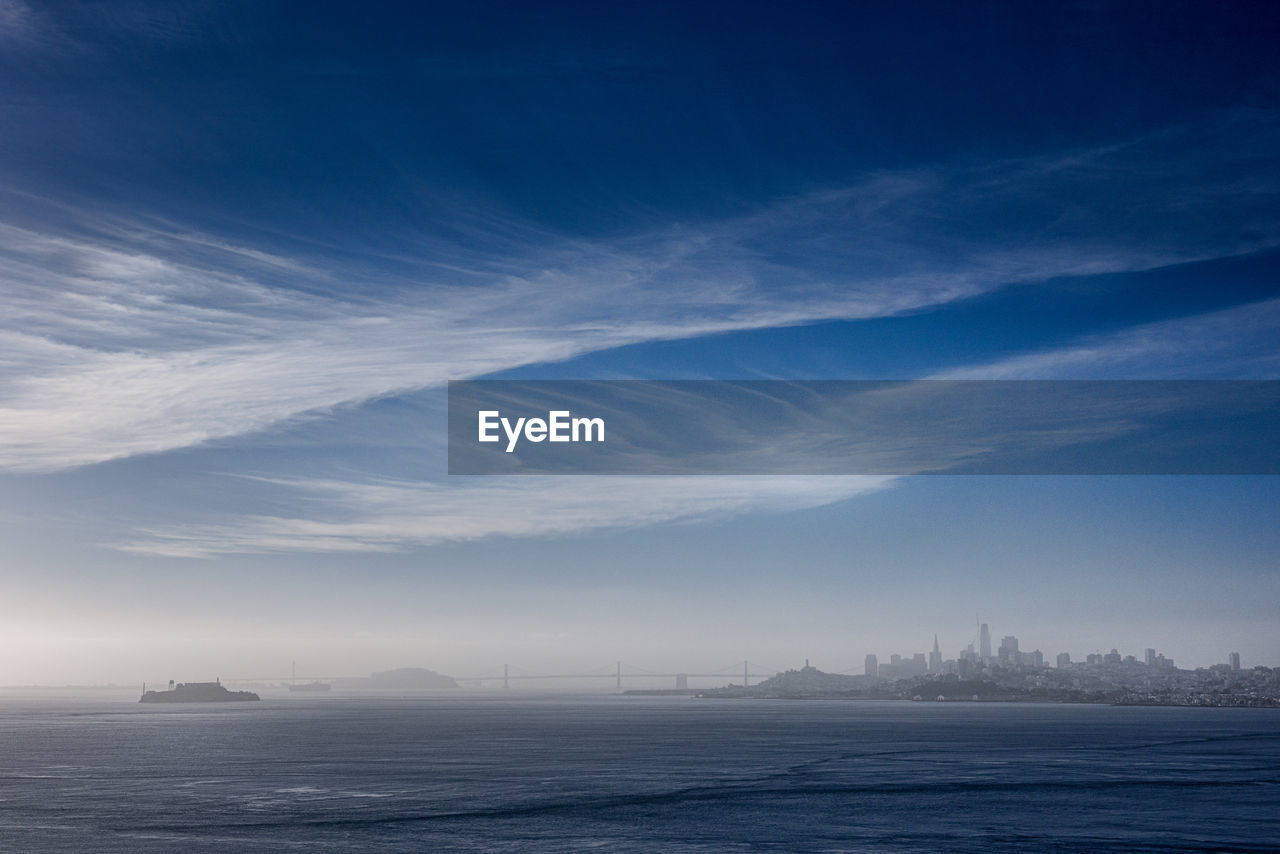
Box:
left=139, top=679, right=260, bottom=703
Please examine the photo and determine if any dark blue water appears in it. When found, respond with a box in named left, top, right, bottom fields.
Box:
left=2, top=693, right=1278, bottom=852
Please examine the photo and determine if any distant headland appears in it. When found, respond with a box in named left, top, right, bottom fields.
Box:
left=334, top=667, right=459, bottom=690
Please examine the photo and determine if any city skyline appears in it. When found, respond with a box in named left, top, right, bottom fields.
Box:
left=0, top=614, right=1260, bottom=689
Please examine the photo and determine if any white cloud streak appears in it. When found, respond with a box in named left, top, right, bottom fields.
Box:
left=934, top=297, right=1280, bottom=380
left=102, top=295, right=1280, bottom=557
left=113, top=475, right=892, bottom=558
left=0, top=0, right=41, bottom=47
left=4, top=112, right=1277, bottom=473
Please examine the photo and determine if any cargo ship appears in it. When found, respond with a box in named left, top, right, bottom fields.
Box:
left=288, top=681, right=332, bottom=692
left=139, top=678, right=260, bottom=703
left=287, top=661, right=331, bottom=692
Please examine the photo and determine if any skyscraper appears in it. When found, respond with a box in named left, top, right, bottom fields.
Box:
left=929, top=635, right=943, bottom=673
left=1229, top=652, right=1241, bottom=671
left=979, top=623, right=992, bottom=662
left=999, top=635, right=1019, bottom=664
left=865, top=654, right=878, bottom=678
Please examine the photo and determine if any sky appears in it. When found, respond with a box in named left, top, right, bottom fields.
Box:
left=0, top=1, right=1278, bottom=685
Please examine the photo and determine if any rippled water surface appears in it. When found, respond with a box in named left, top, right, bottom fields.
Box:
left=1, top=692, right=1278, bottom=852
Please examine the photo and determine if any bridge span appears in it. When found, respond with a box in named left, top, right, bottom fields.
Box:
left=456, top=661, right=782, bottom=690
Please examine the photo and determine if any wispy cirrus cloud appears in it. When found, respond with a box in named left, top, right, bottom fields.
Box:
left=112, top=292, right=1280, bottom=557
left=112, top=475, right=891, bottom=557
left=99, top=296, right=1280, bottom=559
left=1, top=109, right=1277, bottom=475
left=934, top=297, right=1280, bottom=380
left=0, top=0, right=44, bottom=47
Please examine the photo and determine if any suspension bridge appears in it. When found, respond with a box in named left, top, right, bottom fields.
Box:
left=235, top=660, right=795, bottom=690
left=454, top=660, right=784, bottom=689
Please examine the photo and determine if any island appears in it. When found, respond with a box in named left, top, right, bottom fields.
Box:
left=139, top=679, right=260, bottom=703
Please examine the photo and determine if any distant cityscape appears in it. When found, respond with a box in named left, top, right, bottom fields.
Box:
left=864, top=621, right=1197, bottom=680
left=708, top=622, right=1278, bottom=707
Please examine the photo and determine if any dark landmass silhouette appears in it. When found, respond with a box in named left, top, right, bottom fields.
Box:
left=140, top=680, right=260, bottom=703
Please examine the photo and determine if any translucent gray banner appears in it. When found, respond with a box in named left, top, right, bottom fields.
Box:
left=447, top=381, right=1280, bottom=475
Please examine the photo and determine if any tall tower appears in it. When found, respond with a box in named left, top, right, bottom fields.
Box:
left=1000, top=636, right=1020, bottom=664
left=979, top=623, right=992, bottom=662
left=929, top=634, right=943, bottom=673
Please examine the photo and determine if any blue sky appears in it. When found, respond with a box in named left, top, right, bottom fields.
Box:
left=0, top=1, right=1277, bottom=683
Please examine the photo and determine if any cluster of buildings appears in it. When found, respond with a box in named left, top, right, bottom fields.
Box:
left=838, top=625, right=1278, bottom=706
left=711, top=628, right=1273, bottom=706
left=864, top=622, right=1245, bottom=681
